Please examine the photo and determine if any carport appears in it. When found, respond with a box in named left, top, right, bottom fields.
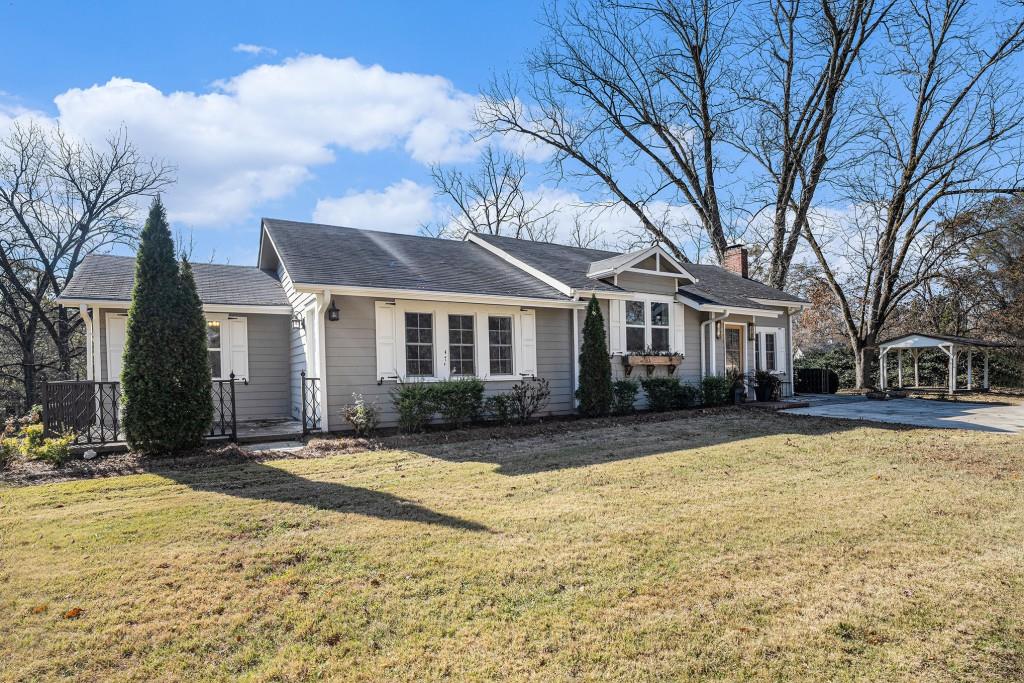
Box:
left=878, top=333, right=1014, bottom=395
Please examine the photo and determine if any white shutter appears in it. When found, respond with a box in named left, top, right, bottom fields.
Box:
left=672, top=302, right=686, bottom=355
left=518, top=309, right=538, bottom=377
left=375, top=301, right=398, bottom=380
left=227, top=317, right=249, bottom=380
left=608, top=299, right=624, bottom=354
left=775, top=327, right=786, bottom=373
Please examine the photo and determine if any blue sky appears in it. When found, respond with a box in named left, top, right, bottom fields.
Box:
left=0, top=0, right=553, bottom=264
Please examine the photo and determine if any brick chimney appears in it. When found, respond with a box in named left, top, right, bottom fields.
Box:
left=722, top=243, right=749, bottom=278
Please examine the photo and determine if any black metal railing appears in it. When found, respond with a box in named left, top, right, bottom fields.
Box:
left=300, top=371, right=322, bottom=435
left=210, top=374, right=239, bottom=442
left=42, top=376, right=241, bottom=447
left=42, top=379, right=122, bottom=446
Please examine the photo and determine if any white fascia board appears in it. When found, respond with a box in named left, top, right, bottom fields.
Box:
left=589, top=246, right=697, bottom=283
left=673, top=293, right=781, bottom=318
left=293, top=283, right=585, bottom=309
left=573, top=289, right=634, bottom=300
left=751, top=298, right=811, bottom=310
left=463, top=233, right=573, bottom=296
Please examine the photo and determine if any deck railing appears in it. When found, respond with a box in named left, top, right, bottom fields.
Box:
left=41, top=376, right=240, bottom=447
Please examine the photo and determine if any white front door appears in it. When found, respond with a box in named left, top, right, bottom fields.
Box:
left=106, top=314, right=128, bottom=381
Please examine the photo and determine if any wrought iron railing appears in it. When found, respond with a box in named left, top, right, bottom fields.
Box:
left=41, top=380, right=122, bottom=446
left=42, top=376, right=241, bottom=447
left=300, top=371, right=322, bottom=435
left=210, top=374, right=239, bottom=442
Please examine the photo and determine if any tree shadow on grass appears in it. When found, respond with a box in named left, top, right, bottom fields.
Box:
left=407, top=410, right=908, bottom=476
left=151, top=459, right=490, bottom=532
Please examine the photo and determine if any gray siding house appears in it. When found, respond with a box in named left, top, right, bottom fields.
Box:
left=59, top=219, right=808, bottom=430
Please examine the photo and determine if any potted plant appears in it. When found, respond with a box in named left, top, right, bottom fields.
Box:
left=726, top=368, right=747, bottom=404
left=753, top=369, right=782, bottom=402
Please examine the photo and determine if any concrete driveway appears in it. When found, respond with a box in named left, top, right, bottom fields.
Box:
left=782, top=394, right=1024, bottom=433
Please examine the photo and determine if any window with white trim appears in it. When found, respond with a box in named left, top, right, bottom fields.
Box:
left=625, top=301, right=645, bottom=352
left=764, top=332, right=777, bottom=371
left=207, top=320, right=223, bottom=378
left=650, top=302, right=670, bottom=352
left=405, top=312, right=434, bottom=377
left=488, top=316, right=514, bottom=375
left=755, top=326, right=782, bottom=373
left=448, top=314, right=475, bottom=376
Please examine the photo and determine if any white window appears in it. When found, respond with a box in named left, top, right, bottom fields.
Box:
left=488, top=316, right=514, bottom=375
left=624, top=299, right=672, bottom=352
left=448, top=314, right=475, bottom=376
left=405, top=312, right=434, bottom=377
left=755, top=326, right=783, bottom=373
left=375, top=301, right=536, bottom=382
left=207, top=320, right=223, bottom=378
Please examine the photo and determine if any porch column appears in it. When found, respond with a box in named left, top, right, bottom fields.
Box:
left=897, top=350, right=903, bottom=388
left=967, top=350, right=973, bottom=390
left=948, top=348, right=957, bottom=395
left=984, top=351, right=990, bottom=390
left=315, top=291, right=331, bottom=431
left=80, top=305, right=94, bottom=381
left=93, top=306, right=103, bottom=381
left=880, top=348, right=888, bottom=389
left=912, top=349, right=920, bottom=387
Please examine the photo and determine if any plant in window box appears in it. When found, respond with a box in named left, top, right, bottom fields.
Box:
left=752, top=369, right=782, bottom=402
left=622, top=349, right=683, bottom=376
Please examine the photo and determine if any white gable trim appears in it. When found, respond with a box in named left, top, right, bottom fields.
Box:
left=588, top=245, right=696, bottom=283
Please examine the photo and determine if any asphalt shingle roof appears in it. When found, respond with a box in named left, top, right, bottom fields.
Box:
left=61, top=254, right=290, bottom=307
left=474, top=233, right=806, bottom=307
left=262, top=219, right=570, bottom=300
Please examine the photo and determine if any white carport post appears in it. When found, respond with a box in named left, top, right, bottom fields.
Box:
left=912, top=349, right=920, bottom=387
left=897, top=349, right=903, bottom=388
left=967, top=349, right=973, bottom=390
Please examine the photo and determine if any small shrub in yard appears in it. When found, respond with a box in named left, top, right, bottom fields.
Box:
left=676, top=383, right=702, bottom=408
left=611, top=380, right=640, bottom=414
left=392, top=382, right=435, bottom=433
left=1, top=419, right=77, bottom=466
left=508, top=378, right=550, bottom=424
left=432, top=377, right=485, bottom=428
left=343, top=393, right=380, bottom=437
left=701, top=375, right=733, bottom=407
left=0, top=437, right=16, bottom=470
left=484, top=393, right=516, bottom=425
left=640, top=377, right=681, bottom=412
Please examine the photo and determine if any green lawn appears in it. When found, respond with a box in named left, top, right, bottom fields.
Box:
left=2, top=411, right=1023, bottom=681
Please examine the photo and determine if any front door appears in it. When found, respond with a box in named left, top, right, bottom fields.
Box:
left=724, top=324, right=744, bottom=374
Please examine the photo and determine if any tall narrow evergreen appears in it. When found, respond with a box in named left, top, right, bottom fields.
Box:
left=173, top=259, right=214, bottom=446
left=122, top=198, right=180, bottom=452
left=122, top=198, right=213, bottom=452
left=576, top=295, right=612, bottom=417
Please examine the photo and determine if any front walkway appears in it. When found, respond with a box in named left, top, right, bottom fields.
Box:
left=783, top=394, right=1024, bottom=433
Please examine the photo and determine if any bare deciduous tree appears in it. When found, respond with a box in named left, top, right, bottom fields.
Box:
left=478, top=0, right=887, bottom=284
left=0, top=121, right=173, bottom=406
left=803, top=0, right=1024, bottom=387
left=425, top=146, right=557, bottom=241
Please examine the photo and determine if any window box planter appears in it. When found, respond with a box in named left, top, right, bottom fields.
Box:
left=622, top=354, right=682, bottom=376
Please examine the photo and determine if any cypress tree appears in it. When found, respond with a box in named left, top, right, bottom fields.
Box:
left=576, top=294, right=613, bottom=416
left=173, top=259, right=213, bottom=447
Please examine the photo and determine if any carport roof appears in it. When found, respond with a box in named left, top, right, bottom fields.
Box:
left=880, top=333, right=1018, bottom=349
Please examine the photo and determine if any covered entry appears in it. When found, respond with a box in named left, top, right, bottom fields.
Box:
left=878, top=333, right=1013, bottom=395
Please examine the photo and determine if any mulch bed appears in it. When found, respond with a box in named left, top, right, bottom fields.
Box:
left=1, top=404, right=773, bottom=488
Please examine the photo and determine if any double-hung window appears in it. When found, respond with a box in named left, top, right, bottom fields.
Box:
left=448, top=314, right=475, bottom=376
left=625, top=300, right=671, bottom=352
left=405, top=312, right=434, bottom=377
left=764, top=332, right=777, bottom=371
left=488, top=316, right=514, bottom=375
left=625, top=301, right=646, bottom=352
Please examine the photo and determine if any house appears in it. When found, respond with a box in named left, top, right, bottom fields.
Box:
left=58, top=219, right=809, bottom=430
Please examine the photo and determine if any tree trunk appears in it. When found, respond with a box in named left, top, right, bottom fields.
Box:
left=854, top=342, right=878, bottom=390
left=20, top=346, right=35, bottom=413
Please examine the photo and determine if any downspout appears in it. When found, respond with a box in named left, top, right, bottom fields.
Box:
left=571, top=301, right=580, bottom=408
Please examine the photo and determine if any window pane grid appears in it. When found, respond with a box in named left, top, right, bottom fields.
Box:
left=448, top=314, right=475, bottom=376
left=488, top=316, right=513, bottom=375
left=405, top=312, right=434, bottom=377
left=207, top=321, right=222, bottom=378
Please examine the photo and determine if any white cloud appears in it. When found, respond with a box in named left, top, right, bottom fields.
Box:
left=233, top=43, right=277, bottom=56
left=313, top=179, right=437, bottom=233
left=46, top=55, right=484, bottom=226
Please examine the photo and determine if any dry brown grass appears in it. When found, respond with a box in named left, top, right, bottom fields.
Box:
left=2, top=411, right=1023, bottom=682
